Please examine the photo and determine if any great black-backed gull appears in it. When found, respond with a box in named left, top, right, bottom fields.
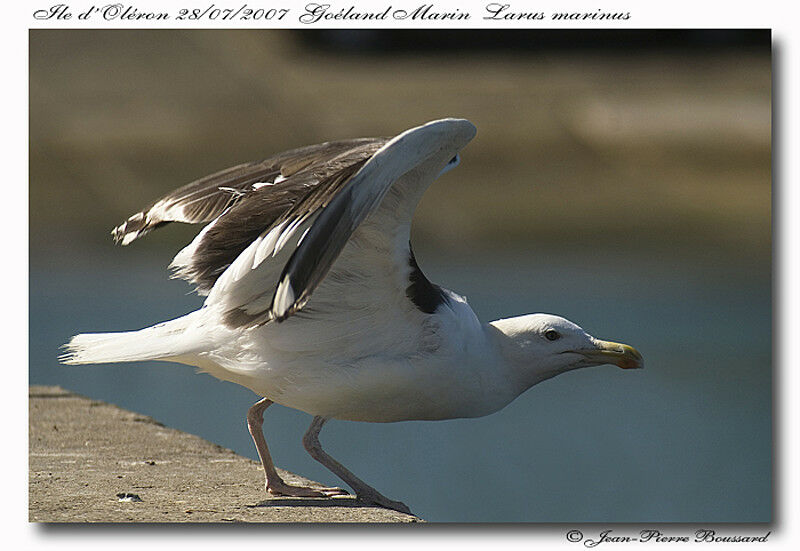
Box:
left=62, top=118, right=642, bottom=514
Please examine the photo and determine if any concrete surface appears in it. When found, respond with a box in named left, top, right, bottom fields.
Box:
left=29, top=386, right=421, bottom=523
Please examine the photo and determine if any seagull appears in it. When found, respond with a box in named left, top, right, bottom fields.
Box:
left=62, top=118, right=643, bottom=515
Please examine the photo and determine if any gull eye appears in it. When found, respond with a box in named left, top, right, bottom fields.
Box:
left=544, top=329, right=560, bottom=341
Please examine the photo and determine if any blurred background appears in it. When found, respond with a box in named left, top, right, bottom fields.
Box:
left=29, top=30, right=771, bottom=522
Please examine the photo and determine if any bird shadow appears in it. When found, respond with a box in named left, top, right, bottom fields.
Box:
left=247, top=495, right=377, bottom=509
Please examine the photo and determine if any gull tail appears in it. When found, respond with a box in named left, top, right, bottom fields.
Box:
left=60, top=312, right=204, bottom=366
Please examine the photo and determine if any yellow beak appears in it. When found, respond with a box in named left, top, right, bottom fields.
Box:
left=578, top=339, right=644, bottom=369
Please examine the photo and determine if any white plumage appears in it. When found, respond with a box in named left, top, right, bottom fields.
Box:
left=62, top=118, right=642, bottom=514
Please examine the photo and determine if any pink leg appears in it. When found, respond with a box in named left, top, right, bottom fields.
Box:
left=303, top=416, right=412, bottom=514
left=247, top=398, right=348, bottom=497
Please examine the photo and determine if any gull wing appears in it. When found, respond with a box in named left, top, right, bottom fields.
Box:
left=206, top=118, right=477, bottom=332
left=111, top=138, right=386, bottom=294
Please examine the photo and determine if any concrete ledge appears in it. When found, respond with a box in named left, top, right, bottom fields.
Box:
left=29, top=386, right=420, bottom=523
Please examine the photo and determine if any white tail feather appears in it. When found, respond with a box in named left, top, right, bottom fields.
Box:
left=61, top=313, right=202, bottom=365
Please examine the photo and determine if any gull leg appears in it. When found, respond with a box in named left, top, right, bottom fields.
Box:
left=247, top=398, right=347, bottom=497
left=302, top=416, right=412, bottom=515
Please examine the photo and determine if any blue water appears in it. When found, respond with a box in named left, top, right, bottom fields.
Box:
left=30, top=244, right=771, bottom=522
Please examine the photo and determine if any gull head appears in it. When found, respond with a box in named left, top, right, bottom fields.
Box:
left=489, top=313, right=643, bottom=390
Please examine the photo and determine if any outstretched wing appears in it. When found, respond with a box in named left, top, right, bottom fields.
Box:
left=205, top=118, right=478, bottom=335
left=111, top=138, right=386, bottom=294
left=111, top=118, right=478, bottom=357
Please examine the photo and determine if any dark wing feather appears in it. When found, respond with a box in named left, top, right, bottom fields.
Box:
left=268, top=119, right=476, bottom=322
left=184, top=153, right=375, bottom=293
left=110, top=138, right=381, bottom=246
left=162, top=138, right=388, bottom=294
left=111, top=161, right=279, bottom=245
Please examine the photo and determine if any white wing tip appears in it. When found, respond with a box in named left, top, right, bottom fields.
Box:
left=272, top=279, right=296, bottom=319
left=120, top=231, right=140, bottom=246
